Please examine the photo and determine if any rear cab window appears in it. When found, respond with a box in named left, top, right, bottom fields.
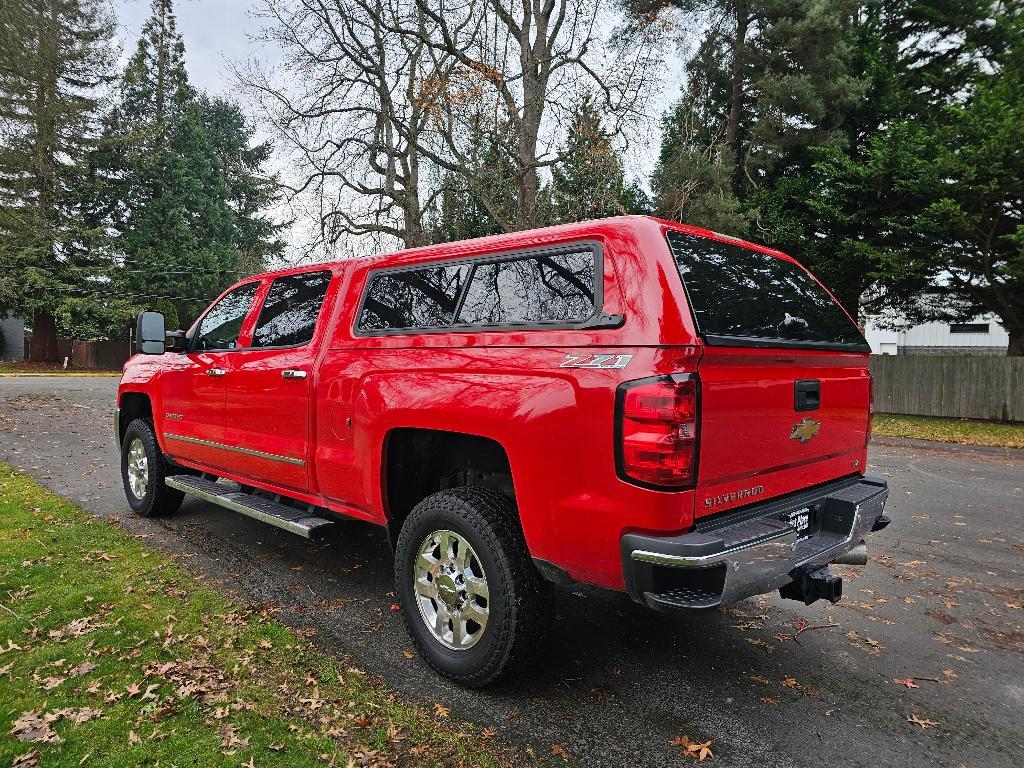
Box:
left=251, top=271, right=333, bottom=348
left=666, top=230, right=869, bottom=352
left=356, top=247, right=598, bottom=334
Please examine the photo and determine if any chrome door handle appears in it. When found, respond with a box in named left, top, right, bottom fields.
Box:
left=206, top=368, right=226, bottom=377
left=282, top=369, right=307, bottom=379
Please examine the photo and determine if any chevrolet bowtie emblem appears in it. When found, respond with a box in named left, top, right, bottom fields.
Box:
left=790, top=418, right=821, bottom=443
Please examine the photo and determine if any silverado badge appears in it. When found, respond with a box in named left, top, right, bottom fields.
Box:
left=790, top=418, right=821, bottom=444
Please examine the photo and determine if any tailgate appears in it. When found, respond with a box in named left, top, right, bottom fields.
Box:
left=662, top=228, right=872, bottom=517
left=695, top=346, right=870, bottom=517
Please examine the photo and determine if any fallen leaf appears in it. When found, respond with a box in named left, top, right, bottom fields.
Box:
left=353, top=714, right=371, bottom=728
left=907, top=713, right=939, bottom=729
left=140, top=683, right=160, bottom=701
left=894, top=678, right=919, bottom=689
left=403, top=650, right=414, bottom=659
left=12, top=750, right=41, bottom=767
left=433, top=703, right=449, bottom=718
left=67, top=662, right=97, bottom=678
left=551, top=744, right=570, bottom=760
left=128, top=730, right=141, bottom=745
left=783, top=677, right=800, bottom=689
left=10, top=712, right=62, bottom=744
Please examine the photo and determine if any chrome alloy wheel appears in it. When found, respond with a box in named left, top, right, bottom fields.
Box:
left=413, top=529, right=489, bottom=651
left=126, top=437, right=149, bottom=499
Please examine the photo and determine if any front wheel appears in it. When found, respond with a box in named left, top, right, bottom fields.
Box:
left=394, top=487, right=545, bottom=687
left=121, top=418, right=184, bottom=517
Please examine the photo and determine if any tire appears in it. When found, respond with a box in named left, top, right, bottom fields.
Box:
left=394, top=487, right=546, bottom=687
left=121, top=418, right=184, bottom=517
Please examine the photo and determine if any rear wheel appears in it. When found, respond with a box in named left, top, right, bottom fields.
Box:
left=394, top=487, right=545, bottom=687
left=121, top=418, right=184, bottom=517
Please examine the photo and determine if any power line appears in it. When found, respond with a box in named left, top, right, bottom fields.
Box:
left=32, top=285, right=216, bottom=302
left=0, top=261, right=244, bottom=277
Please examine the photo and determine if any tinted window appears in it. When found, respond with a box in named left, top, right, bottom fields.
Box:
left=193, top=282, right=259, bottom=351
left=358, top=264, right=469, bottom=331
left=667, top=231, right=867, bottom=349
left=252, top=271, right=332, bottom=347
left=456, top=251, right=595, bottom=325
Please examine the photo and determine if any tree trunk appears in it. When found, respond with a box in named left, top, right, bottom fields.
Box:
left=1007, top=330, right=1023, bottom=357
left=725, top=0, right=748, bottom=151
left=29, top=308, right=58, bottom=363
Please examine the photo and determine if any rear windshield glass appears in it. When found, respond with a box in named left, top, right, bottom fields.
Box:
left=666, top=231, right=868, bottom=350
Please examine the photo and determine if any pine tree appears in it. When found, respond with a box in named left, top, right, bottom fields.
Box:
left=428, top=123, right=519, bottom=244
left=641, top=0, right=862, bottom=236
left=754, top=0, right=1009, bottom=316
left=549, top=99, right=639, bottom=224
left=94, top=0, right=282, bottom=327
left=0, top=0, right=115, bottom=360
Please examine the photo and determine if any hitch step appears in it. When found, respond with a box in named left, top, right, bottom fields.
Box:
left=165, top=475, right=335, bottom=539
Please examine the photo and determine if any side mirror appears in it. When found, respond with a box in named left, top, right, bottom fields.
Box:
left=165, top=330, right=188, bottom=353
left=135, top=311, right=166, bottom=355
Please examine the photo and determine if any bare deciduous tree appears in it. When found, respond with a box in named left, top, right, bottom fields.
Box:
left=239, top=0, right=661, bottom=252
left=238, top=0, right=446, bottom=249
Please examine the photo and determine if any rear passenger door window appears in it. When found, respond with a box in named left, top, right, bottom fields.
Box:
left=455, top=250, right=595, bottom=326
left=358, top=264, right=469, bottom=331
left=251, top=271, right=332, bottom=348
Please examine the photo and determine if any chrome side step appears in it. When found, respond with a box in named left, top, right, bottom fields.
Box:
left=165, top=475, right=336, bottom=540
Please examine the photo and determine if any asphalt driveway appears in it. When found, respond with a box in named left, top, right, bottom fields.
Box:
left=1, top=376, right=1022, bottom=767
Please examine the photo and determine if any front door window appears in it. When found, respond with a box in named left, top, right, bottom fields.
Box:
left=193, top=283, right=259, bottom=351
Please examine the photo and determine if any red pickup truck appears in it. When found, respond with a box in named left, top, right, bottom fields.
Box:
left=117, top=216, right=890, bottom=686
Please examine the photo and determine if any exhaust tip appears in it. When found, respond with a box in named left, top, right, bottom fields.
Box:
left=832, top=541, right=868, bottom=566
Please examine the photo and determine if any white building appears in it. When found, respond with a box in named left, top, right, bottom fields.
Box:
left=863, top=314, right=1009, bottom=356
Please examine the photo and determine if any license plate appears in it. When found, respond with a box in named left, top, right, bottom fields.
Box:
left=785, top=506, right=812, bottom=540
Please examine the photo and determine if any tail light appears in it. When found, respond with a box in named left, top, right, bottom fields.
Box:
left=616, top=374, right=700, bottom=489
left=865, top=371, right=874, bottom=448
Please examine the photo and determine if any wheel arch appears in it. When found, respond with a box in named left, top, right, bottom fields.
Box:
left=381, top=427, right=517, bottom=546
left=117, top=390, right=153, bottom=447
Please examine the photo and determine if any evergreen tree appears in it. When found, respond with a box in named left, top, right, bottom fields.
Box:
left=94, top=0, right=282, bottom=328
left=549, top=99, right=642, bottom=223
left=754, top=0, right=1008, bottom=315
left=0, top=0, right=115, bottom=360
left=642, top=0, right=862, bottom=236
left=428, top=123, right=518, bottom=244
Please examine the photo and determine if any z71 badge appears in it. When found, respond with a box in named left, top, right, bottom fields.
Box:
left=559, top=353, right=633, bottom=369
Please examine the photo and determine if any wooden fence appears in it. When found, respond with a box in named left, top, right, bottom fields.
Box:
left=869, top=355, right=1024, bottom=423
left=56, top=339, right=132, bottom=371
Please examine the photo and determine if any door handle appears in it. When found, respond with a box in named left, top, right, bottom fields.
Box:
left=794, top=379, right=820, bottom=411
left=282, top=369, right=307, bottom=379
left=206, top=368, right=226, bottom=377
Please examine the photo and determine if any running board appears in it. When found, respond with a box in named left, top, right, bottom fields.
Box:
left=165, top=475, right=336, bottom=539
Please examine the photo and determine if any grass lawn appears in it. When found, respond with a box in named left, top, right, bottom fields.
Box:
left=873, top=413, right=1024, bottom=449
left=0, top=463, right=519, bottom=768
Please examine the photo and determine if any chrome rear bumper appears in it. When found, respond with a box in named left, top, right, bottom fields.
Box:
left=622, top=476, right=889, bottom=610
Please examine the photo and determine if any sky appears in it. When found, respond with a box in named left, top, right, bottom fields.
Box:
left=112, top=0, right=682, bottom=258
left=114, top=0, right=275, bottom=99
